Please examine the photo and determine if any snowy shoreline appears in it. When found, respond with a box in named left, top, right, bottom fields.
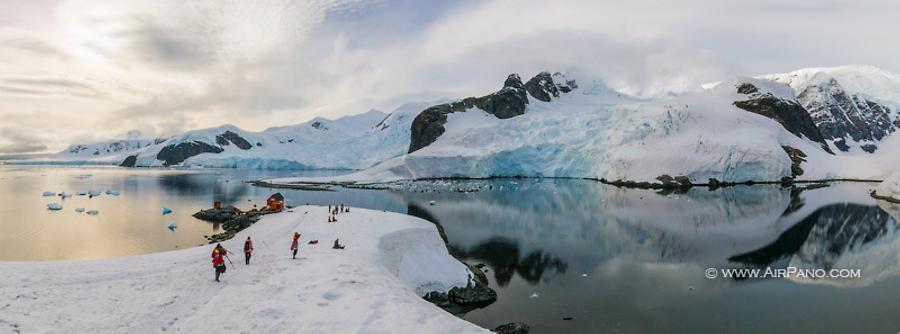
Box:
left=0, top=206, right=488, bottom=333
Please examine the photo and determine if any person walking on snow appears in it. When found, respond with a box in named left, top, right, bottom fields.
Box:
left=243, top=237, right=254, bottom=265
left=291, top=232, right=301, bottom=259
left=212, top=248, right=226, bottom=282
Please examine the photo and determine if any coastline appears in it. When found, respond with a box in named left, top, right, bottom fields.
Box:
left=0, top=206, right=489, bottom=333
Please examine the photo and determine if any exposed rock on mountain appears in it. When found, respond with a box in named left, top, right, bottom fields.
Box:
left=215, top=131, right=253, bottom=150
left=524, top=72, right=577, bottom=102
left=409, top=72, right=578, bottom=153
left=796, top=76, right=896, bottom=153
left=119, top=155, right=137, bottom=167
left=733, top=82, right=833, bottom=153
left=156, top=141, right=225, bottom=167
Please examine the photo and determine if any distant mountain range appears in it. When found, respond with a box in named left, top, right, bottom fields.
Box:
left=16, top=65, right=900, bottom=186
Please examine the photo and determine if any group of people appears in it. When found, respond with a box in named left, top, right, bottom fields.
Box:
left=327, top=204, right=349, bottom=222
left=210, top=204, right=355, bottom=282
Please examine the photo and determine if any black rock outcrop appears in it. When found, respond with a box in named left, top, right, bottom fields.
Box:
left=524, top=71, right=577, bottom=102
left=409, top=72, right=577, bottom=153
left=733, top=83, right=833, bottom=154
left=156, top=141, right=224, bottom=166
left=119, top=155, right=138, bottom=167
left=796, top=77, right=896, bottom=153
left=493, top=322, right=530, bottom=334
left=215, top=131, right=253, bottom=150
left=781, top=146, right=807, bottom=178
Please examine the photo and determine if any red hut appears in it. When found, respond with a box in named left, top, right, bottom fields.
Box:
left=267, top=193, right=285, bottom=211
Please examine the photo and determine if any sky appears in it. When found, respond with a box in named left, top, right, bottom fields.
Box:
left=1, top=0, right=899, bottom=156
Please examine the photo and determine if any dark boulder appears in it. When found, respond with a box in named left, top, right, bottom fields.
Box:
left=733, top=83, right=833, bottom=154
left=156, top=141, right=224, bottom=166
left=447, top=283, right=498, bottom=306
left=119, top=155, right=138, bottom=167
left=493, top=322, right=530, bottom=334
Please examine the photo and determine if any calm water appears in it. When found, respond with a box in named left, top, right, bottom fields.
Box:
left=2, top=166, right=900, bottom=333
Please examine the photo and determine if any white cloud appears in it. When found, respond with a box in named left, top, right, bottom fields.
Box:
left=0, top=0, right=899, bottom=154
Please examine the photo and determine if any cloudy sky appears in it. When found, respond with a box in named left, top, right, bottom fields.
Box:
left=1, top=0, right=899, bottom=156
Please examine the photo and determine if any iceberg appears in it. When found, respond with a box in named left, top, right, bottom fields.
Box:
left=167, top=222, right=178, bottom=230
left=75, top=208, right=85, bottom=213
left=105, top=190, right=120, bottom=196
left=47, top=203, right=63, bottom=210
left=88, top=190, right=102, bottom=197
left=86, top=210, right=99, bottom=215
left=162, top=207, right=173, bottom=215
left=42, top=192, right=56, bottom=197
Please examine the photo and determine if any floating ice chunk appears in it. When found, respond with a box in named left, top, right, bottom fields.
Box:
left=88, top=190, right=101, bottom=197
left=47, top=203, right=63, bottom=210
left=429, top=200, right=436, bottom=206
left=105, top=190, right=120, bottom=196
left=162, top=207, right=173, bottom=215
left=60, top=192, right=72, bottom=199
left=76, top=192, right=87, bottom=196
left=75, top=208, right=85, bottom=213
left=86, top=210, right=99, bottom=215
left=581, top=274, right=588, bottom=277
left=167, top=222, right=177, bottom=230
left=42, top=192, right=56, bottom=197
left=529, top=292, right=539, bottom=299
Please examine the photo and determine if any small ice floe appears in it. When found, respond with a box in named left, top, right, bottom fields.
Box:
left=581, top=273, right=588, bottom=278
left=75, top=208, right=85, bottom=213
left=86, top=210, right=99, bottom=216
left=42, top=191, right=56, bottom=197
left=76, top=191, right=87, bottom=196
left=529, top=292, right=540, bottom=299
left=167, top=222, right=178, bottom=230
left=162, top=207, right=173, bottom=215
left=88, top=190, right=102, bottom=197
left=47, top=203, right=63, bottom=210
left=105, top=190, right=120, bottom=196
left=429, top=200, right=436, bottom=206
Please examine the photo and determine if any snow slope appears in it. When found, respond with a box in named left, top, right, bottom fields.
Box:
left=268, top=77, right=835, bottom=185
left=0, top=207, right=484, bottom=333
left=875, top=170, right=900, bottom=202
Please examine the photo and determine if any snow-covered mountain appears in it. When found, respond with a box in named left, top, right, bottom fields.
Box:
left=25, top=65, right=900, bottom=183
left=277, top=72, right=841, bottom=185
left=31, top=104, right=428, bottom=170
left=762, top=65, right=900, bottom=154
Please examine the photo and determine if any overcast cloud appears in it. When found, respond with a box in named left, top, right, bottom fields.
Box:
left=1, top=0, right=899, bottom=154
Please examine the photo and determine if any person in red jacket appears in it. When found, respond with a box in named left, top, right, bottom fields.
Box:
left=290, top=232, right=301, bottom=259
left=243, top=237, right=254, bottom=265
left=212, top=248, right=226, bottom=282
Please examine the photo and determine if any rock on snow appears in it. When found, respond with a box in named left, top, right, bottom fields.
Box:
left=0, top=207, right=486, bottom=333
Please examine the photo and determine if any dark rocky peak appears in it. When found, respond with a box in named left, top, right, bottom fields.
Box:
left=310, top=120, right=329, bottom=131
left=409, top=73, right=530, bottom=153
left=732, top=82, right=833, bottom=154
left=504, top=74, right=524, bottom=90
left=795, top=76, right=896, bottom=153
left=524, top=72, right=578, bottom=102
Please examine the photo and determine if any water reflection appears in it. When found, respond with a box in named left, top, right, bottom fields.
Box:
left=730, top=203, right=897, bottom=271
